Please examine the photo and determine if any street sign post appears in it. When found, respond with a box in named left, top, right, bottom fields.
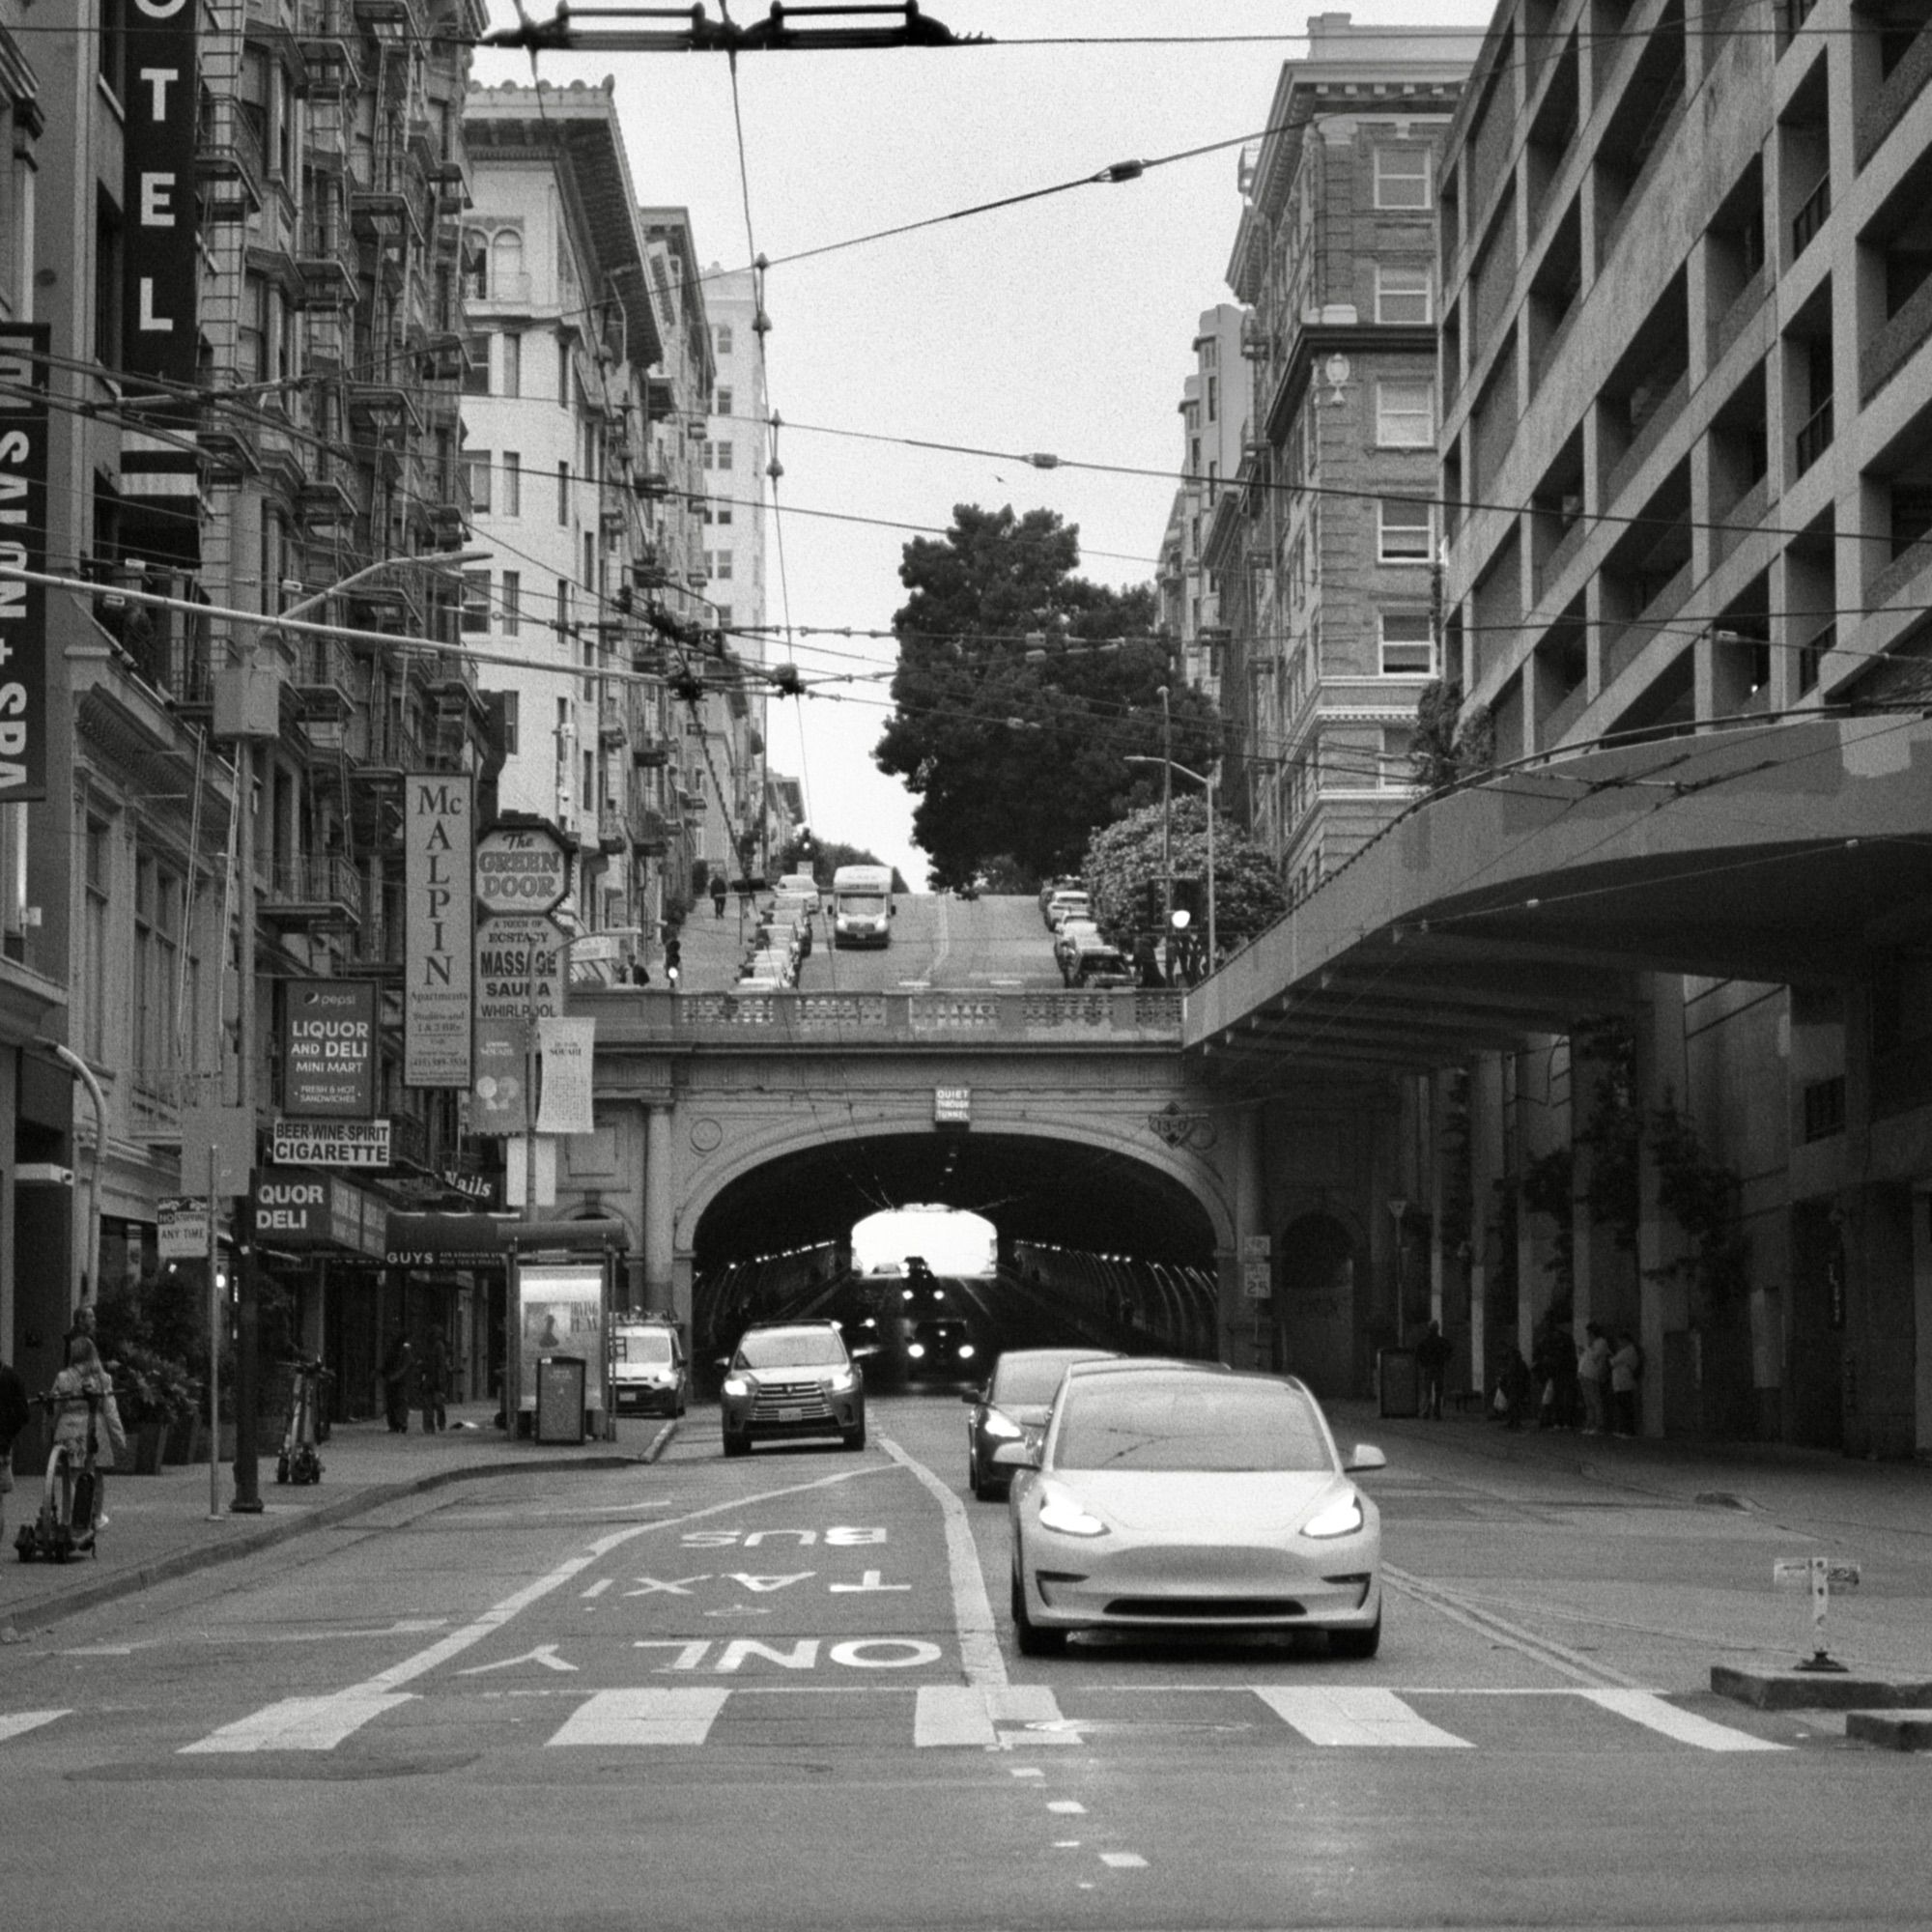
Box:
left=1774, top=1554, right=1861, bottom=1672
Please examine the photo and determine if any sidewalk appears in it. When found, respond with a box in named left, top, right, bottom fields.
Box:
left=1333, top=1396, right=1932, bottom=1537
left=1, top=1403, right=675, bottom=1639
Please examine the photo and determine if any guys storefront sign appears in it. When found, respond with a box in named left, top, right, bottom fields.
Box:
left=0, top=323, right=49, bottom=802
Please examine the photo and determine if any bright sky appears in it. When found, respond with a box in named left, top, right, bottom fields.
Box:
left=472, top=1, right=1492, bottom=889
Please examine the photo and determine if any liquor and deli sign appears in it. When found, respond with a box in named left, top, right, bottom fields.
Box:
left=405, top=774, right=473, bottom=1089
left=0, top=323, right=49, bottom=802
left=281, top=980, right=377, bottom=1118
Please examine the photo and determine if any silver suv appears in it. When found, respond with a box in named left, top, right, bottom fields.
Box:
left=720, top=1321, right=867, bottom=1456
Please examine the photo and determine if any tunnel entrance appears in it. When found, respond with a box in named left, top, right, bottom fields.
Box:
left=690, top=1129, right=1220, bottom=1367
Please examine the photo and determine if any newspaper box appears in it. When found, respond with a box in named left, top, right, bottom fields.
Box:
left=1378, top=1349, right=1420, bottom=1418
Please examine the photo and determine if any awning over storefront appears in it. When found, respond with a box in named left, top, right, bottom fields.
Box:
left=384, top=1212, right=631, bottom=1270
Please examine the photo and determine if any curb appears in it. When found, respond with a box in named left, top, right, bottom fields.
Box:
left=1, top=1421, right=677, bottom=1638
left=1845, top=1710, right=1932, bottom=1750
left=1711, top=1663, right=1932, bottom=1711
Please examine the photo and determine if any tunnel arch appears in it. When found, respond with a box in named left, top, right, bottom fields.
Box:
left=680, top=1112, right=1232, bottom=1270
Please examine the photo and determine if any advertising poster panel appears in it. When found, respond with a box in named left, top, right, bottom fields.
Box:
left=282, top=980, right=378, bottom=1118
left=515, top=1260, right=606, bottom=1414
left=404, top=773, right=473, bottom=1087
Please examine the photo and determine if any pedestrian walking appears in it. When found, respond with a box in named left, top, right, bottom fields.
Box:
left=1498, top=1347, right=1532, bottom=1431
left=382, top=1326, right=415, bottom=1434
left=1577, top=1322, right=1611, bottom=1435
left=418, top=1324, right=451, bottom=1435
left=1609, top=1328, right=1643, bottom=1435
left=710, top=875, right=727, bottom=918
left=49, top=1337, right=126, bottom=1535
left=0, top=1351, right=31, bottom=1547
left=1416, top=1320, right=1452, bottom=1420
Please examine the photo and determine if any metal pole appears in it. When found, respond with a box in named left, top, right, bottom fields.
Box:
left=1206, top=774, right=1217, bottom=970
left=231, top=742, right=262, bottom=1513
left=1158, top=686, right=1172, bottom=980
left=206, top=1143, right=221, bottom=1520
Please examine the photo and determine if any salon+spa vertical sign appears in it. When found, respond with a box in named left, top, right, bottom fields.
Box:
left=0, top=323, right=49, bottom=802
left=405, top=775, right=473, bottom=1088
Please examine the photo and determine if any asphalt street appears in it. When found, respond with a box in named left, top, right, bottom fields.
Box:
left=3, top=1381, right=1929, bottom=1930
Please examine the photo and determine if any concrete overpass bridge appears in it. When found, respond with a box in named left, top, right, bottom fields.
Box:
left=563, top=984, right=1255, bottom=1348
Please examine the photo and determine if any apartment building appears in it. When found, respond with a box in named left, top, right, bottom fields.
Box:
left=1156, top=303, right=1247, bottom=706
left=1425, top=0, right=1932, bottom=1454
left=1209, top=16, right=1478, bottom=897
left=698, top=261, right=775, bottom=876
left=460, top=81, right=674, bottom=953
left=7, top=0, right=509, bottom=1415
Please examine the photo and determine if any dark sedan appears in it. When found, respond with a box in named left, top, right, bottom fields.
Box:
left=962, top=1346, right=1119, bottom=1499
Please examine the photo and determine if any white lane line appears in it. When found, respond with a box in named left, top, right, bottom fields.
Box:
left=1578, top=1688, right=1790, bottom=1752
left=0, top=1710, right=68, bottom=1743
left=1099, top=1853, right=1148, bottom=1869
left=181, top=1692, right=415, bottom=1754
left=1253, top=1687, right=1473, bottom=1748
left=878, top=1434, right=1006, bottom=1689
left=1048, top=1800, right=1087, bottom=1814
left=548, top=1689, right=730, bottom=1747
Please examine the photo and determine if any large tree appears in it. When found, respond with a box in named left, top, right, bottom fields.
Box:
left=1083, top=795, right=1288, bottom=971
left=872, top=504, right=1220, bottom=886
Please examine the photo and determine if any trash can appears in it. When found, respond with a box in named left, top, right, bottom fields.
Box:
left=534, top=1354, right=587, bottom=1444
left=1378, top=1349, right=1420, bottom=1418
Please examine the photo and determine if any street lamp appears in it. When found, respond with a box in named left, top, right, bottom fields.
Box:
left=1123, top=752, right=1218, bottom=972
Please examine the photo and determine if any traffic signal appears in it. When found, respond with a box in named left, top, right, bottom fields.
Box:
left=1172, top=876, right=1204, bottom=922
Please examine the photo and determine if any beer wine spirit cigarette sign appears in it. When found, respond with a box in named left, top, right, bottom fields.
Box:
left=405, top=774, right=473, bottom=1088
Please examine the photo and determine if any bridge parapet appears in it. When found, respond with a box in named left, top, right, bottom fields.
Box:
left=579, top=987, right=1184, bottom=1046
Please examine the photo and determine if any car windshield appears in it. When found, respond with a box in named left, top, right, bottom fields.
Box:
left=737, top=1329, right=848, bottom=1369
left=839, top=894, right=887, bottom=915
left=1053, top=1377, right=1335, bottom=1473
left=991, top=1353, right=1110, bottom=1405
left=615, top=1331, right=672, bottom=1364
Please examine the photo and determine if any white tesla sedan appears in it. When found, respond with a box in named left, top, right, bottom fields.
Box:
left=999, top=1360, right=1386, bottom=1658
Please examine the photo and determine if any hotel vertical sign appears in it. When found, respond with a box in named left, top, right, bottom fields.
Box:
left=123, top=0, right=197, bottom=384
left=0, top=324, right=49, bottom=801
left=405, top=774, right=473, bottom=1088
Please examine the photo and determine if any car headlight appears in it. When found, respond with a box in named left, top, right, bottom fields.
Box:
left=907, top=1342, right=926, bottom=1359
left=980, top=1409, right=1023, bottom=1439
left=1301, top=1492, right=1364, bottom=1539
left=722, top=1374, right=753, bottom=1398
left=823, top=1367, right=859, bottom=1394
left=957, top=1343, right=976, bottom=1359
left=1036, top=1484, right=1108, bottom=1538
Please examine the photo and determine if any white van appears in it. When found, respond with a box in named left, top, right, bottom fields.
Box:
left=609, top=1318, right=689, bottom=1418
left=831, top=864, right=895, bottom=948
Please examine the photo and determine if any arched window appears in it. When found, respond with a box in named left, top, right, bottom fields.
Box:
left=491, top=226, right=525, bottom=301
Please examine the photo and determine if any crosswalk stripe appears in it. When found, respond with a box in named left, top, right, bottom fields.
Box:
left=0, top=1711, right=68, bottom=1744
left=1253, top=1687, right=1474, bottom=1747
left=915, top=1683, right=1066, bottom=1746
left=179, top=1691, right=415, bottom=1754
left=1577, top=1688, right=1789, bottom=1752
left=548, top=1689, right=730, bottom=1747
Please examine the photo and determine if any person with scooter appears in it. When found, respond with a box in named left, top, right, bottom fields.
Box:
left=47, top=1337, right=126, bottom=1541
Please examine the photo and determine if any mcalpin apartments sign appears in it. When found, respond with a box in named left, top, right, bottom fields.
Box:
left=405, top=773, right=473, bottom=1089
